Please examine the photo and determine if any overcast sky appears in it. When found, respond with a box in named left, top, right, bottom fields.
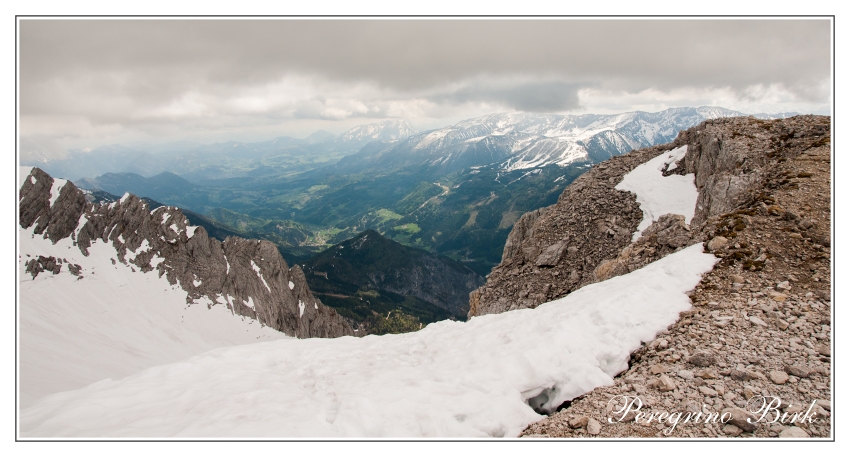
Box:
left=18, top=18, right=831, bottom=157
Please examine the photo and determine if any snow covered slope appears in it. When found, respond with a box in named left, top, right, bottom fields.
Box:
left=18, top=166, right=353, bottom=408
left=21, top=244, right=717, bottom=437
left=18, top=223, right=288, bottom=409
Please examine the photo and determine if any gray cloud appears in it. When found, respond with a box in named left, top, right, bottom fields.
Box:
left=430, top=80, right=585, bottom=112
left=20, top=20, right=830, bottom=93
left=18, top=18, right=832, bottom=150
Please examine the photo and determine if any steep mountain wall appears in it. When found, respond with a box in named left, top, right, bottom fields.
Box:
left=469, top=116, right=830, bottom=317
left=20, top=167, right=353, bottom=338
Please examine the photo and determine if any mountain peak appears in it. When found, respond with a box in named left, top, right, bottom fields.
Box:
left=339, top=119, right=418, bottom=143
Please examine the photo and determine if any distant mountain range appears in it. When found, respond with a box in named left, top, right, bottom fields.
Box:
left=22, top=119, right=419, bottom=182
left=23, top=108, right=800, bottom=184
left=54, top=107, right=803, bottom=277
left=332, top=107, right=755, bottom=175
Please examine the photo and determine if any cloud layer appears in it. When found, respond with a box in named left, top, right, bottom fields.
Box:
left=19, top=19, right=831, bottom=151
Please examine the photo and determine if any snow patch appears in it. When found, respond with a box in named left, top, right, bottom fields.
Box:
left=125, top=239, right=151, bottom=262
left=288, top=281, right=295, bottom=290
left=298, top=300, right=305, bottom=318
left=48, top=178, right=67, bottom=208
left=662, top=145, right=688, bottom=171
left=20, top=244, right=716, bottom=437
left=119, top=193, right=131, bottom=204
left=251, top=261, right=271, bottom=293
left=149, top=255, right=164, bottom=269
left=615, top=146, right=697, bottom=241
left=186, top=226, right=198, bottom=238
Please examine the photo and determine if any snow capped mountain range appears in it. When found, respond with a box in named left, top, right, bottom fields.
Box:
left=24, top=107, right=792, bottom=183
left=342, top=107, right=747, bottom=174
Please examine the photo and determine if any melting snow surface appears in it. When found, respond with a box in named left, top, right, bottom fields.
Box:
left=18, top=225, right=288, bottom=410
left=615, top=145, right=697, bottom=241
left=21, top=244, right=716, bottom=437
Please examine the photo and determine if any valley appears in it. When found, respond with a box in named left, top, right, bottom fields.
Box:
left=66, top=107, right=755, bottom=278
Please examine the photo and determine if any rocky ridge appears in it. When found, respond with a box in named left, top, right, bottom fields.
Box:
left=19, top=167, right=354, bottom=338
left=493, top=115, right=832, bottom=438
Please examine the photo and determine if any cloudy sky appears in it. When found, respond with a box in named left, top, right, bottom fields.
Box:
left=18, top=18, right=831, bottom=157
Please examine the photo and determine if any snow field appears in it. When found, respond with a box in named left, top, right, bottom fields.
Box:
left=18, top=225, right=289, bottom=409
left=21, top=244, right=717, bottom=437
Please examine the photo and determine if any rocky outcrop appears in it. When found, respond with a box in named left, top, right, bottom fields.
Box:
left=19, top=167, right=353, bottom=339
left=469, top=115, right=831, bottom=318
left=521, top=117, right=831, bottom=438
left=593, top=214, right=696, bottom=282
left=468, top=144, right=669, bottom=316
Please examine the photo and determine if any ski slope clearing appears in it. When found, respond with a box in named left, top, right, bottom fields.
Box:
left=18, top=224, right=289, bottom=409
left=21, top=244, right=716, bottom=438
left=615, top=145, right=698, bottom=240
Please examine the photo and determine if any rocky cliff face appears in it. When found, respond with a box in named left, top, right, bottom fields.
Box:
left=469, top=116, right=831, bottom=318
left=521, top=116, right=832, bottom=438
left=20, top=167, right=353, bottom=338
